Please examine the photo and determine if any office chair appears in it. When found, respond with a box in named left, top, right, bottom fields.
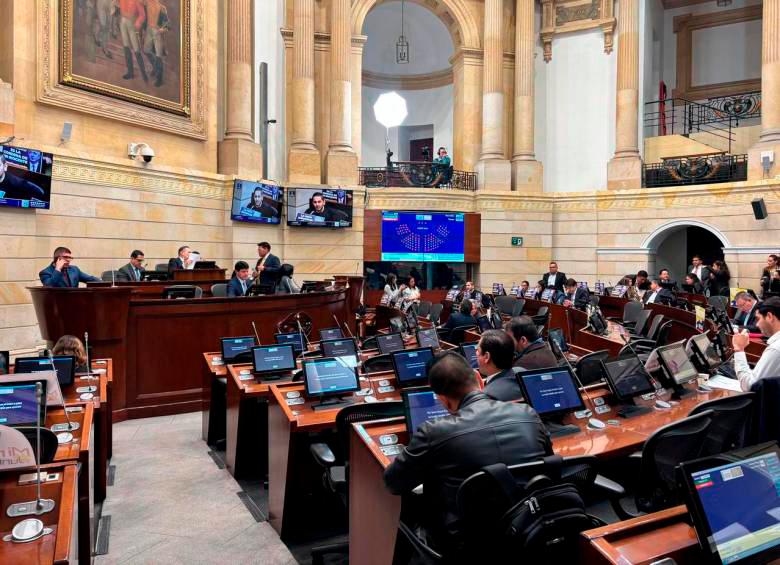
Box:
left=708, top=295, right=729, bottom=313
left=230, top=350, right=254, bottom=365
left=616, top=301, right=645, bottom=329
left=16, top=427, right=59, bottom=464
left=428, top=303, right=444, bottom=325
left=512, top=299, right=526, bottom=317
left=574, top=350, right=610, bottom=385
left=417, top=300, right=432, bottom=318
left=210, top=283, right=227, bottom=297
left=155, top=263, right=169, bottom=272
left=448, top=325, right=477, bottom=346
left=630, top=311, right=660, bottom=340
left=601, top=410, right=713, bottom=520
left=589, top=295, right=600, bottom=307
left=362, top=353, right=393, bottom=374
left=495, top=296, right=517, bottom=317
left=628, top=309, right=652, bottom=338
left=531, top=306, right=549, bottom=329
left=100, top=270, right=118, bottom=282
left=309, top=401, right=405, bottom=565
left=688, top=393, right=755, bottom=456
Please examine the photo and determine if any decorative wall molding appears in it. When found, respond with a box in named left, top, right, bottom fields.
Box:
left=540, top=0, right=615, bottom=62
left=596, top=248, right=653, bottom=255
left=362, top=68, right=453, bottom=90
left=723, top=247, right=780, bottom=255
left=641, top=219, right=731, bottom=250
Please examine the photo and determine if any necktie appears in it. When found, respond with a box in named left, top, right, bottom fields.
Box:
left=63, top=268, right=71, bottom=287
left=241, top=280, right=246, bottom=294
left=134, top=267, right=139, bottom=281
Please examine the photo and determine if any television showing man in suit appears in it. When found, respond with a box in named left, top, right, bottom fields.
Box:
left=561, top=278, right=590, bottom=310
left=227, top=261, right=252, bottom=297
left=0, top=152, right=47, bottom=203
left=254, top=241, right=281, bottom=286
left=687, top=255, right=711, bottom=290
left=168, top=245, right=192, bottom=274
left=642, top=279, right=674, bottom=305
left=541, top=261, right=566, bottom=292
left=39, top=246, right=101, bottom=287
left=116, top=250, right=146, bottom=282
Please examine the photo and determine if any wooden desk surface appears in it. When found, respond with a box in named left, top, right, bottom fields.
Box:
left=0, top=463, right=79, bottom=565
left=227, top=364, right=293, bottom=397
left=203, top=352, right=228, bottom=376
left=47, top=403, right=94, bottom=464
left=61, top=373, right=107, bottom=409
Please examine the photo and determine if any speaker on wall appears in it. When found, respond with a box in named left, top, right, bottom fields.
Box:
left=752, top=198, right=768, bottom=220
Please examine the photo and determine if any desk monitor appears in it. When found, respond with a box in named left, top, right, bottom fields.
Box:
left=320, top=338, right=359, bottom=368
left=689, top=333, right=722, bottom=371
left=459, top=342, right=478, bottom=369
left=303, top=357, right=360, bottom=410
left=163, top=286, right=198, bottom=299
left=14, top=355, right=75, bottom=387
left=252, top=345, right=296, bottom=377
left=0, top=351, right=9, bottom=375
left=319, top=327, right=344, bottom=342
left=275, top=332, right=305, bottom=356
left=0, top=381, right=47, bottom=426
left=679, top=442, right=780, bottom=565
left=416, top=328, right=440, bottom=350
left=656, top=341, right=699, bottom=390
left=515, top=367, right=584, bottom=438
left=194, top=261, right=217, bottom=270
left=477, top=315, right=492, bottom=333
left=548, top=328, right=569, bottom=353
left=247, top=283, right=275, bottom=296
left=377, top=332, right=405, bottom=355
left=141, top=270, right=168, bottom=281
left=602, top=357, right=655, bottom=417
left=220, top=336, right=256, bottom=362
left=402, top=387, right=449, bottom=435
left=392, top=347, right=434, bottom=389
left=389, top=317, right=405, bottom=335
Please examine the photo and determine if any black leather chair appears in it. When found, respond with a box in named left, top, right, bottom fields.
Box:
left=689, top=393, right=755, bottom=456
left=16, top=427, right=59, bottom=464
left=608, top=301, right=643, bottom=329
left=418, top=301, right=433, bottom=318
left=309, top=401, right=405, bottom=565
left=100, top=270, right=118, bottom=282
left=362, top=353, right=393, bottom=374
left=429, top=303, right=444, bottom=325
left=448, top=325, right=477, bottom=346
left=494, top=296, right=517, bottom=317
left=163, top=285, right=203, bottom=299
left=361, top=335, right=379, bottom=351
left=574, top=350, right=610, bottom=385
left=631, top=320, right=673, bottom=354
left=708, top=295, right=729, bottom=313
left=628, top=309, right=652, bottom=338
left=155, top=263, right=169, bottom=272
left=531, top=306, right=549, bottom=329
left=512, top=299, right=526, bottom=317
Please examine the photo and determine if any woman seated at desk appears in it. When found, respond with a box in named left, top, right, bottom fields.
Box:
left=276, top=264, right=301, bottom=294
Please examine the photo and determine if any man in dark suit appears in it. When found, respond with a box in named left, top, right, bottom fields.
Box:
left=254, top=241, right=281, bottom=286
left=658, top=269, right=679, bottom=291
left=479, top=330, right=522, bottom=401
left=733, top=291, right=760, bottom=333
left=384, top=352, right=552, bottom=556
left=442, top=300, right=477, bottom=334
left=455, top=280, right=482, bottom=304
left=540, top=261, right=566, bottom=292
left=39, top=246, right=100, bottom=287
left=687, top=255, right=711, bottom=290
left=561, top=278, right=590, bottom=310
left=227, top=261, right=251, bottom=297
left=635, top=270, right=651, bottom=291
left=116, top=250, right=146, bottom=282
left=167, top=245, right=192, bottom=274
left=506, top=315, right=558, bottom=369
left=642, top=279, right=674, bottom=305
left=0, top=153, right=46, bottom=202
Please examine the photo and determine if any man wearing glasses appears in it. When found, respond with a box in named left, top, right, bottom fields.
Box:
left=117, top=250, right=146, bottom=282
left=39, top=247, right=101, bottom=287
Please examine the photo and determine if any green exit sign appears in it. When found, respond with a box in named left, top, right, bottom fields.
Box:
left=511, top=236, right=524, bottom=247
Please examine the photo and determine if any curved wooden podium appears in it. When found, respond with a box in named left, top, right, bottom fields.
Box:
left=30, top=279, right=362, bottom=421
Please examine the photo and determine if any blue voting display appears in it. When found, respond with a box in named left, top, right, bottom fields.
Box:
left=381, top=211, right=465, bottom=262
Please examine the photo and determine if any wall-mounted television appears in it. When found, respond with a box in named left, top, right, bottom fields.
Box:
left=287, top=188, right=353, bottom=228
left=0, top=145, right=53, bottom=210
left=230, top=180, right=283, bottom=224
left=381, top=211, right=465, bottom=262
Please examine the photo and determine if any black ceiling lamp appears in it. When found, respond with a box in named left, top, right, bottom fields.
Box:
left=396, top=0, right=409, bottom=64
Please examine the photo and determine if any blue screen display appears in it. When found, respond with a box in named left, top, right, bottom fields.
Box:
left=221, top=337, right=256, bottom=360
left=319, top=327, right=343, bottom=341
left=304, top=358, right=359, bottom=397
left=0, top=384, right=39, bottom=425
left=460, top=343, right=478, bottom=369
left=393, top=348, right=434, bottom=386
left=404, top=390, right=449, bottom=433
left=275, top=333, right=305, bottom=353
left=0, top=145, right=53, bottom=210
left=519, top=368, right=583, bottom=416
left=230, top=180, right=283, bottom=224
left=252, top=345, right=296, bottom=374
left=14, top=356, right=74, bottom=386
left=381, top=211, right=465, bottom=262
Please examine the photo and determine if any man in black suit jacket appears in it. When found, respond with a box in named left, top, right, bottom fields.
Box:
left=540, top=261, right=566, bottom=292
left=642, top=279, right=674, bottom=305
left=116, top=250, right=146, bottom=282
left=227, top=261, right=252, bottom=297
left=479, top=329, right=523, bottom=401
left=635, top=270, right=651, bottom=291
left=506, top=315, right=558, bottom=369
left=254, top=241, right=281, bottom=286
left=442, top=300, right=477, bottom=334
left=561, top=278, right=590, bottom=310
left=168, top=245, right=192, bottom=274
left=733, top=291, right=760, bottom=333
left=687, top=255, right=711, bottom=290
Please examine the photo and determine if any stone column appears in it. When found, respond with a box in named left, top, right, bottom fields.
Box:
left=288, top=0, right=321, bottom=183
left=325, top=0, right=358, bottom=185
left=606, top=0, right=641, bottom=190
left=476, top=0, right=511, bottom=190
left=748, top=0, right=780, bottom=179
left=218, top=0, right=263, bottom=178
left=451, top=48, right=483, bottom=173
left=511, top=0, right=543, bottom=191
left=0, top=80, right=13, bottom=139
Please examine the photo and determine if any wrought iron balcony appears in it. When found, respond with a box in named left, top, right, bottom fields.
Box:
left=358, top=161, right=478, bottom=191
left=643, top=154, right=747, bottom=188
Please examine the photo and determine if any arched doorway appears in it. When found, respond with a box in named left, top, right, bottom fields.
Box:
left=642, top=220, right=729, bottom=282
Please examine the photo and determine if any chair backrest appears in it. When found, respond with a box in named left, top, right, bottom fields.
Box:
left=101, top=270, right=117, bottom=282
left=417, top=300, right=432, bottom=318
left=15, top=426, right=59, bottom=464
left=336, top=401, right=405, bottom=465
left=449, top=325, right=477, bottom=346
left=495, top=296, right=517, bottom=316
left=589, top=295, right=600, bottom=307
left=636, top=410, right=713, bottom=512
left=429, top=303, right=444, bottom=324
left=689, top=393, right=755, bottom=456
left=654, top=321, right=673, bottom=347
left=633, top=309, right=653, bottom=336
left=575, top=350, right=610, bottom=385
left=708, top=295, right=729, bottom=312
left=512, top=299, right=526, bottom=317
left=623, top=301, right=644, bottom=324
left=156, top=263, right=169, bottom=272
left=211, top=283, right=227, bottom=297
left=163, top=285, right=203, bottom=299
left=362, top=353, right=393, bottom=374
left=645, top=314, right=665, bottom=340
left=361, top=335, right=378, bottom=351
left=536, top=306, right=549, bottom=318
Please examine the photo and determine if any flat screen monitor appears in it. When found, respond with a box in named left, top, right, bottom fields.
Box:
left=459, top=342, right=478, bottom=369
left=602, top=357, right=655, bottom=401
left=303, top=357, right=360, bottom=398
left=391, top=347, right=434, bottom=388
left=657, top=342, right=699, bottom=386
left=0, top=381, right=46, bottom=426
left=380, top=211, right=465, bottom=262
left=220, top=336, right=256, bottom=362
left=541, top=289, right=555, bottom=301
left=287, top=188, right=353, bottom=227
left=389, top=317, right=405, bottom=335
left=402, top=387, right=449, bottom=435
left=548, top=327, right=569, bottom=353
left=416, top=328, right=440, bottom=350
left=0, top=351, right=8, bottom=375
left=163, top=286, right=198, bottom=299
left=377, top=333, right=405, bottom=355
left=690, top=333, right=722, bottom=370
left=0, top=145, right=53, bottom=210
left=14, top=356, right=75, bottom=387
left=275, top=332, right=305, bottom=355
left=252, top=345, right=296, bottom=376
left=230, top=180, right=283, bottom=224
left=477, top=315, right=492, bottom=333
left=318, top=327, right=343, bottom=342
left=320, top=338, right=359, bottom=368
left=405, top=312, right=418, bottom=331
left=680, top=443, right=780, bottom=565
left=516, top=366, right=585, bottom=418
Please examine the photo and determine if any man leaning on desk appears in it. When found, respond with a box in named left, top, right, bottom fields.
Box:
left=383, top=351, right=552, bottom=557
left=39, top=246, right=100, bottom=287
left=732, top=297, right=780, bottom=391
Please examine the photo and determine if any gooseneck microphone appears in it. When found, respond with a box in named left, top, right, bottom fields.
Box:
left=251, top=321, right=261, bottom=345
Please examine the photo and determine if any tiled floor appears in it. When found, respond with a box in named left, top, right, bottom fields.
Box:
left=95, top=412, right=296, bottom=564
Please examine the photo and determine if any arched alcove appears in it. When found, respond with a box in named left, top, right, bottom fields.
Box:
left=642, top=220, right=729, bottom=282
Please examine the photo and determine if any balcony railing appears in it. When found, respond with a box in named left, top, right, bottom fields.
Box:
left=643, top=154, right=747, bottom=188
left=358, top=161, right=478, bottom=191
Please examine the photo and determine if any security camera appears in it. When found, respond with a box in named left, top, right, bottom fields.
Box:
left=128, top=143, right=156, bottom=163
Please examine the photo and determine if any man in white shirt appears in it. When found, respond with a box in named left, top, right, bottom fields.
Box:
left=540, top=261, right=566, bottom=292
left=733, top=297, right=780, bottom=391
left=687, top=255, right=710, bottom=289
left=642, top=279, right=674, bottom=305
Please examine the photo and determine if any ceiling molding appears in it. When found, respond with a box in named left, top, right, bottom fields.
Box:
left=362, top=68, right=453, bottom=90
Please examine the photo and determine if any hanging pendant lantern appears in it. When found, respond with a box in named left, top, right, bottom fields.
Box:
left=396, top=0, right=409, bottom=64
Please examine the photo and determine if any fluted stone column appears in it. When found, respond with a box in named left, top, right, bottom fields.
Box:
left=218, top=0, right=262, bottom=178
left=476, top=0, right=511, bottom=190
left=511, top=0, right=542, bottom=191
left=288, top=0, right=321, bottom=183
left=748, top=0, right=780, bottom=179
left=606, top=0, right=641, bottom=190
left=325, top=0, right=358, bottom=185
left=0, top=80, right=13, bottom=139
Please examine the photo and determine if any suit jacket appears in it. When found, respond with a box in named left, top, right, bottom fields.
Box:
left=116, top=262, right=145, bottom=282
left=39, top=264, right=100, bottom=288
left=0, top=170, right=46, bottom=201
left=167, top=257, right=185, bottom=274
left=512, top=340, right=558, bottom=370
left=687, top=265, right=711, bottom=288
left=643, top=288, right=674, bottom=306
left=443, top=312, right=476, bottom=333
left=541, top=272, right=567, bottom=292
left=562, top=287, right=590, bottom=310
left=484, top=367, right=524, bottom=402
left=734, top=303, right=760, bottom=333
left=227, top=276, right=250, bottom=297
left=384, top=391, right=552, bottom=550
left=256, top=253, right=281, bottom=286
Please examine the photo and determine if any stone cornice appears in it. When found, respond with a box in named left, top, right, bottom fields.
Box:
left=362, top=68, right=453, bottom=90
